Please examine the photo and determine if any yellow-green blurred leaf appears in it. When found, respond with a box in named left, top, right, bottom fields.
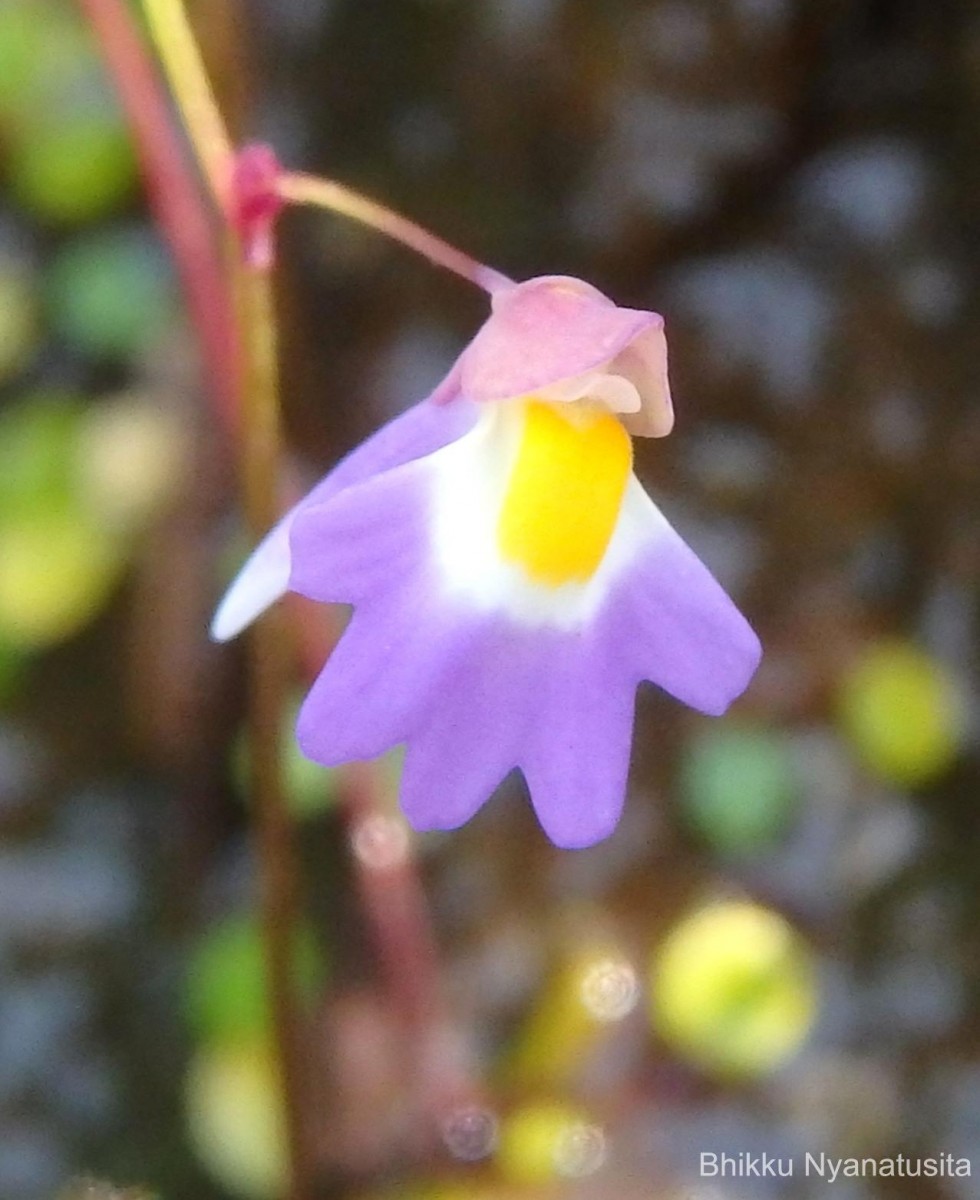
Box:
left=184, top=913, right=326, bottom=1045
left=185, top=1041, right=285, bottom=1200
left=0, top=1, right=93, bottom=124
left=0, top=510, right=123, bottom=649
left=650, top=900, right=816, bottom=1078
left=506, top=944, right=637, bottom=1088
left=0, top=263, right=40, bottom=383
left=10, top=111, right=136, bottom=225
left=0, top=636, right=27, bottom=706
left=496, top=1102, right=592, bottom=1187
left=838, top=640, right=962, bottom=787
left=0, top=393, right=83, bottom=516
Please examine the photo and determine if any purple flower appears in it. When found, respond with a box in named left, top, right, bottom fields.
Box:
left=213, top=276, right=760, bottom=848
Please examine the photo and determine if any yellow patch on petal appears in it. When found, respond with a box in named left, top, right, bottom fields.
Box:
left=497, top=400, right=632, bottom=586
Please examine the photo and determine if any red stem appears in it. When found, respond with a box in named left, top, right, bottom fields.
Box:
left=77, top=0, right=239, bottom=437
left=81, top=5, right=313, bottom=1194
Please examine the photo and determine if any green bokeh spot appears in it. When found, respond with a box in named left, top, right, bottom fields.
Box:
left=680, top=724, right=798, bottom=854
left=10, top=111, right=137, bottom=225
left=651, top=901, right=817, bottom=1077
left=0, top=392, right=85, bottom=518
left=185, top=914, right=327, bottom=1046
left=838, top=640, right=960, bottom=787
left=0, top=265, right=40, bottom=384
left=0, top=393, right=128, bottom=649
left=47, top=228, right=176, bottom=359
left=233, top=696, right=342, bottom=821
left=0, top=1, right=93, bottom=124
left=0, top=636, right=27, bottom=706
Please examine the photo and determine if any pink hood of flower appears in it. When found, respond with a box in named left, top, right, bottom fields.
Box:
left=455, top=275, right=674, bottom=437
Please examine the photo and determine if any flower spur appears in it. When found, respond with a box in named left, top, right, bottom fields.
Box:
left=213, top=274, right=761, bottom=848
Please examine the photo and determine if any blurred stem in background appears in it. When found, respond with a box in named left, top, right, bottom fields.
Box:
left=231, top=212, right=311, bottom=1199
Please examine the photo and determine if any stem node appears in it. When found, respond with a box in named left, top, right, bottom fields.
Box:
left=232, top=143, right=286, bottom=270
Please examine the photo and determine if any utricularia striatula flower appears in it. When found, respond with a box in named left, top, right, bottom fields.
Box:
left=213, top=275, right=761, bottom=848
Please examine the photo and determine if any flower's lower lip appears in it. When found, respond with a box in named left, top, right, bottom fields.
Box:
left=285, top=396, right=759, bottom=845
left=206, top=261, right=755, bottom=845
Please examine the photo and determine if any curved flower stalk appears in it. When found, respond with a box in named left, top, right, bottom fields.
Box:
left=214, top=274, right=761, bottom=848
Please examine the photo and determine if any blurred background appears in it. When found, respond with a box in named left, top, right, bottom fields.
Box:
left=1, top=0, right=979, bottom=1197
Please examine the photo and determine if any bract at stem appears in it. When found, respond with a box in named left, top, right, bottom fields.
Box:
left=232, top=144, right=286, bottom=271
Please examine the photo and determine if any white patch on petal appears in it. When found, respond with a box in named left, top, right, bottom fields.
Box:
left=429, top=406, right=667, bottom=630
left=210, top=521, right=292, bottom=642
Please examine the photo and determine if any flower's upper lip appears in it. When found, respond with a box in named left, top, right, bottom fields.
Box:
left=458, top=275, right=664, bottom=405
